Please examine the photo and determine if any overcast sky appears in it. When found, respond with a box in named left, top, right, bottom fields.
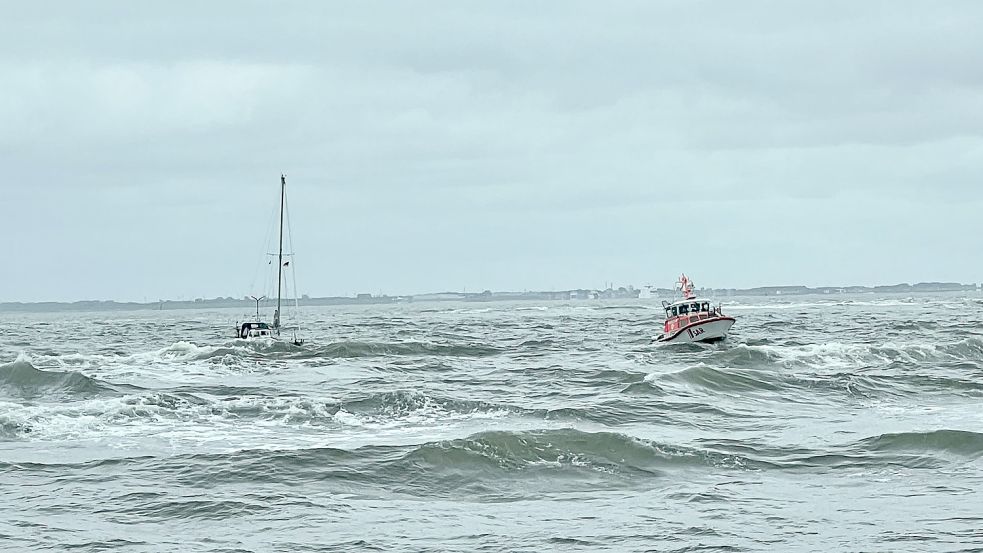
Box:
left=2, top=1, right=981, bottom=302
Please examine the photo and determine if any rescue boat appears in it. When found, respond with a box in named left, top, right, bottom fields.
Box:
left=654, top=274, right=735, bottom=343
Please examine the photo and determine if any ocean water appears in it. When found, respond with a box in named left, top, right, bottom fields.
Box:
left=1, top=294, right=982, bottom=552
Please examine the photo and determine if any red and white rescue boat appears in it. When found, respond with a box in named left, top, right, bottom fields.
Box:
left=654, top=274, right=735, bottom=344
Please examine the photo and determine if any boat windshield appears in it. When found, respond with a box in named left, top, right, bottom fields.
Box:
left=667, top=300, right=718, bottom=318
left=239, top=321, right=273, bottom=338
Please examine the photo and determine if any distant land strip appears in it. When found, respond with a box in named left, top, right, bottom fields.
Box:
left=1, top=282, right=980, bottom=313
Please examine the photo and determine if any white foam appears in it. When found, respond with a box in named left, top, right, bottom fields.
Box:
left=331, top=402, right=511, bottom=430
left=0, top=387, right=515, bottom=456
left=28, top=340, right=281, bottom=387
left=11, top=351, right=34, bottom=365
left=740, top=339, right=977, bottom=369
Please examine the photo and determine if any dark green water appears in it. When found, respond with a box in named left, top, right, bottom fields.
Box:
left=1, top=295, right=982, bottom=551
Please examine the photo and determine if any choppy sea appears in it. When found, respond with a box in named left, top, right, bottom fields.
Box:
left=2, top=294, right=982, bottom=552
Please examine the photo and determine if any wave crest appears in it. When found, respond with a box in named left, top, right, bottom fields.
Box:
left=0, top=357, right=114, bottom=398
left=859, top=429, right=983, bottom=457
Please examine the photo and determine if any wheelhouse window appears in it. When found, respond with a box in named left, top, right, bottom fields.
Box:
left=678, top=304, right=689, bottom=315
left=702, top=302, right=710, bottom=312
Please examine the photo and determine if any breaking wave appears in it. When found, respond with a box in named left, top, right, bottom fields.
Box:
left=311, top=340, right=503, bottom=358
left=0, top=387, right=522, bottom=441
left=0, top=357, right=121, bottom=398
left=712, top=338, right=983, bottom=369
left=9, top=427, right=980, bottom=501
left=858, top=429, right=983, bottom=457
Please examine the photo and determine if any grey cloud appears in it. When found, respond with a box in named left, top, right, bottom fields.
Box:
left=1, top=1, right=981, bottom=301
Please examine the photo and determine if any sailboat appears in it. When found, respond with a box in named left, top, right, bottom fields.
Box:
left=235, top=175, right=305, bottom=346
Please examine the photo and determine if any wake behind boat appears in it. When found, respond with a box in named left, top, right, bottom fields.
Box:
left=654, top=274, right=735, bottom=344
left=234, top=174, right=305, bottom=346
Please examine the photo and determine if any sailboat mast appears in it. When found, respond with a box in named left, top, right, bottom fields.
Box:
left=276, top=174, right=286, bottom=333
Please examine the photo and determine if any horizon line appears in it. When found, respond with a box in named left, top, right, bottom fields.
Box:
left=2, top=280, right=980, bottom=306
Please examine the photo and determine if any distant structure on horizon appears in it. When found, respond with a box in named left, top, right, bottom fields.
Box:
left=1, top=282, right=977, bottom=313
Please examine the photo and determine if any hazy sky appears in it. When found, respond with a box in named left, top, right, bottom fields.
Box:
left=2, top=1, right=981, bottom=302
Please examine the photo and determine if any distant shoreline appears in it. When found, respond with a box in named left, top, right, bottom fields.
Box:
left=1, top=282, right=979, bottom=313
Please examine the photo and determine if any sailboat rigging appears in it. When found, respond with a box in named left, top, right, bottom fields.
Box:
left=235, top=175, right=305, bottom=346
